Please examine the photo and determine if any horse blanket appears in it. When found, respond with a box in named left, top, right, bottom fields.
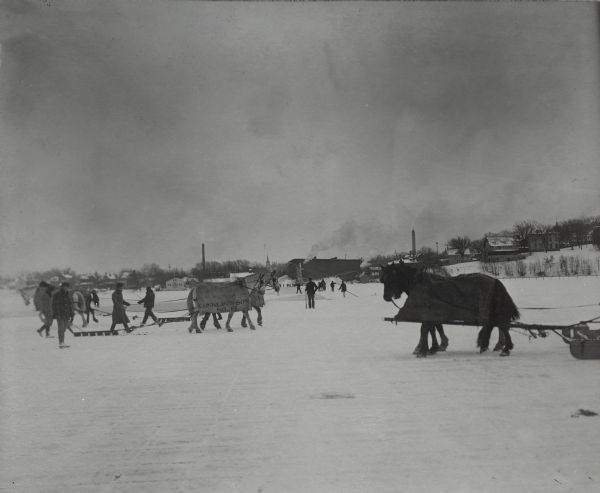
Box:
left=190, top=280, right=250, bottom=314
left=394, top=273, right=501, bottom=325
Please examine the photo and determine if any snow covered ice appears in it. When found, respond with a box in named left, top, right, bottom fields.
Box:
left=1, top=277, right=599, bottom=492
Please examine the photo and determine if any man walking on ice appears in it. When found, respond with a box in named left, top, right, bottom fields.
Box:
left=305, top=277, right=318, bottom=309
left=137, top=286, right=162, bottom=327
left=52, top=282, right=74, bottom=348
left=110, top=282, right=131, bottom=333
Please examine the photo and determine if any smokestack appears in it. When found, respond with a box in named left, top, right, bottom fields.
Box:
left=412, top=229, right=416, bottom=257
left=202, top=243, right=206, bottom=271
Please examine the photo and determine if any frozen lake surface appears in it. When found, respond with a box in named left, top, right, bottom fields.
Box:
left=1, top=277, right=599, bottom=492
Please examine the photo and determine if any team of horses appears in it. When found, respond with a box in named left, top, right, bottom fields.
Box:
left=379, top=260, right=519, bottom=357
left=187, top=274, right=280, bottom=332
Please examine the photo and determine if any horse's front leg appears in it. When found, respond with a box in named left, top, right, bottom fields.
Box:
left=212, top=313, right=221, bottom=329
left=436, top=324, right=449, bottom=351
left=428, top=323, right=439, bottom=354
left=255, top=307, right=262, bottom=326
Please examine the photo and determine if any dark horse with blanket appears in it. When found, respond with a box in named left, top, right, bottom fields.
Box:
left=380, top=261, right=520, bottom=357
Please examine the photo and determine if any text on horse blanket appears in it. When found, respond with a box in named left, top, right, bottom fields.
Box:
left=192, top=282, right=250, bottom=313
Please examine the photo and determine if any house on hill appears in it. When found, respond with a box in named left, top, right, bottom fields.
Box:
left=528, top=230, right=560, bottom=252
left=284, top=257, right=362, bottom=282
left=482, top=235, right=526, bottom=262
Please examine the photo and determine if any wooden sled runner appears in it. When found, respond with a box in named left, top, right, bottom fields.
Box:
left=71, top=316, right=190, bottom=337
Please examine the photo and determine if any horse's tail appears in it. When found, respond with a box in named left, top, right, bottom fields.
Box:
left=186, top=287, right=195, bottom=315
left=492, top=280, right=520, bottom=323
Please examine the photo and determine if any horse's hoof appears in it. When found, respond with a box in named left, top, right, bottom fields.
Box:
left=227, top=328, right=233, bottom=332
left=250, top=326, right=256, bottom=330
left=500, top=349, right=510, bottom=357
left=493, top=343, right=503, bottom=352
left=241, top=323, right=247, bottom=328
left=412, top=346, right=422, bottom=355
left=195, top=329, right=202, bottom=334
left=415, top=352, right=427, bottom=358
left=479, top=347, right=489, bottom=353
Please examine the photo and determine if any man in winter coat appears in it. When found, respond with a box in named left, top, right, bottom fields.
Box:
left=85, top=289, right=100, bottom=323
left=34, top=281, right=54, bottom=337
left=305, top=278, right=318, bottom=309
left=137, top=286, right=162, bottom=326
left=52, top=282, right=74, bottom=348
left=330, top=281, right=336, bottom=292
left=339, top=281, right=347, bottom=297
left=110, top=283, right=131, bottom=333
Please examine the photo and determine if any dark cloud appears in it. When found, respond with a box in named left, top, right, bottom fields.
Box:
left=1, top=1, right=598, bottom=274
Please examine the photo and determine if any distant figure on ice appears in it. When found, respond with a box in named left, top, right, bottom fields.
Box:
left=330, top=280, right=336, bottom=292
left=34, top=281, right=54, bottom=337
left=52, top=282, right=74, bottom=348
left=305, top=277, right=318, bottom=309
left=110, top=283, right=131, bottom=333
left=339, top=281, right=347, bottom=297
left=295, top=281, right=302, bottom=294
left=85, top=289, right=100, bottom=323
left=318, top=279, right=326, bottom=291
left=137, top=286, right=162, bottom=326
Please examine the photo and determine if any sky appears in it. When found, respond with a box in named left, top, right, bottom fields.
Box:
left=1, top=0, right=599, bottom=275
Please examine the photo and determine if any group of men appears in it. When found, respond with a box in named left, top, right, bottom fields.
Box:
left=301, top=278, right=348, bottom=309
left=32, top=281, right=161, bottom=348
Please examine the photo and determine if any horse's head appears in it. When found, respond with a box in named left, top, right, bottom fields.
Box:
left=379, top=261, right=418, bottom=302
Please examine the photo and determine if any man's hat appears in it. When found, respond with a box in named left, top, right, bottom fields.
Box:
left=116, top=282, right=124, bottom=288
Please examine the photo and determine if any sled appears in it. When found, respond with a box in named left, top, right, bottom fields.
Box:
left=569, top=339, right=600, bottom=360
left=70, top=316, right=190, bottom=337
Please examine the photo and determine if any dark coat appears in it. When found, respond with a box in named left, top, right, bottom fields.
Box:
left=305, top=281, right=318, bottom=295
left=138, top=289, right=155, bottom=309
left=34, top=286, right=53, bottom=318
left=52, top=289, right=74, bottom=320
left=112, top=289, right=130, bottom=324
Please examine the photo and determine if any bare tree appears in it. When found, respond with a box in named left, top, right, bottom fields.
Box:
left=448, top=236, right=471, bottom=256
left=513, top=220, right=543, bottom=248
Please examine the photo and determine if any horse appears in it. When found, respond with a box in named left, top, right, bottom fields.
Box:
left=187, top=276, right=259, bottom=333
left=380, top=261, right=519, bottom=357
left=187, top=273, right=280, bottom=332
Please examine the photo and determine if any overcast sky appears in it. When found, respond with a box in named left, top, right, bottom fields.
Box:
left=1, top=0, right=599, bottom=275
